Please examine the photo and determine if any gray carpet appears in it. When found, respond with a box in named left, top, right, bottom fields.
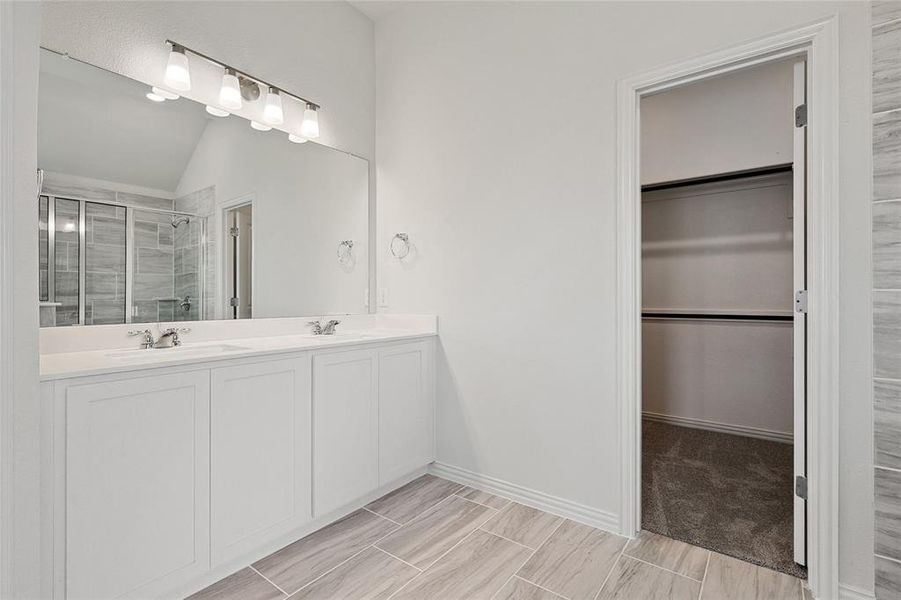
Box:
left=641, top=420, right=806, bottom=579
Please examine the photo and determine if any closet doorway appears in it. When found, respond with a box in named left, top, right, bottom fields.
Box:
left=637, top=58, right=807, bottom=578
left=224, top=202, right=253, bottom=319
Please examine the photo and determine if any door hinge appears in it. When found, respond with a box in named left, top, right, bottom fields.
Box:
left=795, top=104, right=807, bottom=128
left=229, top=297, right=239, bottom=307
left=229, top=226, right=240, bottom=238
left=795, top=475, right=808, bottom=500
left=795, top=290, right=808, bottom=314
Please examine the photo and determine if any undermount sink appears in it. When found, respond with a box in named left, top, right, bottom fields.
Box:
left=106, top=344, right=250, bottom=360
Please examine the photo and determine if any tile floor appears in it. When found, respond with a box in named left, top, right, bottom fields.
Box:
left=188, top=474, right=806, bottom=600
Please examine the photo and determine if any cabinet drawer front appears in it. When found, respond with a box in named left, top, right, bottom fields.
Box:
left=210, top=357, right=311, bottom=564
left=379, top=342, right=434, bottom=484
left=313, top=349, right=379, bottom=517
left=66, top=371, right=210, bottom=600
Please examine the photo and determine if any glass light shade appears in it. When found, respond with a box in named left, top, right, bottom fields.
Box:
left=300, top=105, right=319, bottom=139
left=250, top=120, right=271, bottom=131
left=164, top=46, right=191, bottom=91
left=219, top=69, right=242, bottom=110
left=146, top=92, right=166, bottom=102
left=288, top=133, right=308, bottom=144
left=263, top=88, right=284, bottom=125
left=152, top=86, right=179, bottom=100
left=205, top=105, right=229, bottom=117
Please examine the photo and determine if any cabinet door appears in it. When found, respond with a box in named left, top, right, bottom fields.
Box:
left=312, top=349, right=378, bottom=517
left=379, top=342, right=434, bottom=485
left=66, top=370, right=210, bottom=600
left=210, top=356, right=311, bottom=565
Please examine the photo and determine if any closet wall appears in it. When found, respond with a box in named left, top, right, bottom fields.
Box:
left=641, top=60, right=795, bottom=441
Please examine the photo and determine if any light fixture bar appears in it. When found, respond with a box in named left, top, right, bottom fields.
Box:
left=164, top=40, right=320, bottom=110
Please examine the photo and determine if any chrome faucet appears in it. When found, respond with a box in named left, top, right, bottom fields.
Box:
left=155, top=327, right=190, bottom=348
left=308, top=319, right=341, bottom=335
left=128, top=329, right=155, bottom=349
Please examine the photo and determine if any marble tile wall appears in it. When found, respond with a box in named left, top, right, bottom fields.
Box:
left=84, top=202, right=126, bottom=325
left=873, top=3, right=901, bottom=596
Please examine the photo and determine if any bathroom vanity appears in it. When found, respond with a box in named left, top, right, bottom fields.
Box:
left=39, top=316, right=436, bottom=599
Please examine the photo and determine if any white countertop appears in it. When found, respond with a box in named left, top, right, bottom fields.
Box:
left=41, top=329, right=435, bottom=381
left=41, top=319, right=437, bottom=381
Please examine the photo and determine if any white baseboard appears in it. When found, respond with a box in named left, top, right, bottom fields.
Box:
left=642, top=411, right=793, bottom=444
left=429, top=462, right=621, bottom=534
left=838, top=583, right=876, bottom=600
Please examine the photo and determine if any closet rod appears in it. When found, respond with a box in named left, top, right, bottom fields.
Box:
left=642, top=312, right=793, bottom=322
left=641, top=163, right=793, bottom=193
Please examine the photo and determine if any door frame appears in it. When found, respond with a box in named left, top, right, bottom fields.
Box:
left=615, top=18, right=838, bottom=597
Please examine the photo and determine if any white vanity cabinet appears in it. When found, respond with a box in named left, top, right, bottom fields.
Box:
left=63, top=370, right=211, bottom=600
left=378, top=341, right=434, bottom=485
left=312, top=349, right=380, bottom=516
left=210, top=356, right=312, bottom=565
left=44, top=335, right=435, bottom=599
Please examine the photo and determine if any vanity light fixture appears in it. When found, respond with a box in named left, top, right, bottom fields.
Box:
left=263, top=87, right=284, bottom=125
left=163, top=41, right=322, bottom=139
left=300, top=103, right=320, bottom=139
left=164, top=44, right=191, bottom=91
left=219, top=68, right=242, bottom=110
left=146, top=91, right=166, bottom=102
left=205, top=105, right=230, bottom=117
left=152, top=86, right=179, bottom=100
left=288, top=133, right=308, bottom=144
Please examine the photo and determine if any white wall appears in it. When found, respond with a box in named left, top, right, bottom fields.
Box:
left=176, top=117, right=370, bottom=317
left=1, top=3, right=41, bottom=597
left=640, top=59, right=795, bottom=185
left=375, top=1, right=872, bottom=591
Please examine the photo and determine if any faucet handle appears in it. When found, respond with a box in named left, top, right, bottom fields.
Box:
left=127, top=329, right=151, bottom=336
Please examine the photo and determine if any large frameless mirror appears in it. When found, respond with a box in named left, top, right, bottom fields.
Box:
left=37, top=48, right=369, bottom=327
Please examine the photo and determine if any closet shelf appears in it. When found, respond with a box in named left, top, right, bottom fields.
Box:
left=642, top=309, right=793, bottom=323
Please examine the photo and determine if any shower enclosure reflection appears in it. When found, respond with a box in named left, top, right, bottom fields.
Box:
left=38, top=193, right=205, bottom=326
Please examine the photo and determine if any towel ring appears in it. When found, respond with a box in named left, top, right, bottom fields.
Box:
left=390, top=233, right=411, bottom=259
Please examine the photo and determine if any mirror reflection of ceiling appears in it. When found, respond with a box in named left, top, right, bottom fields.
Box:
left=38, top=49, right=209, bottom=192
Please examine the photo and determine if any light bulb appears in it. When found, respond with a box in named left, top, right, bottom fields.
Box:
left=250, top=121, right=271, bottom=131
left=288, top=133, right=308, bottom=144
left=219, top=68, right=242, bottom=110
left=205, top=105, right=229, bottom=117
left=152, top=86, right=179, bottom=100
left=300, top=103, right=319, bottom=139
left=146, top=92, right=166, bottom=102
left=164, top=44, right=191, bottom=91
left=263, top=87, right=284, bottom=125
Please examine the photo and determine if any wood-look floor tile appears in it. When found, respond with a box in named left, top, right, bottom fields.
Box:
left=252, top=509, right=397, bottom=594
left=456, top=486, right=510, bottom=510
left=596, top=556, right=700, bottom=600
left=516, top=520, right=627, bottom=600
left=877, top=467, right=901, bottom=560
left=877, top=555, right=901, bottom=599
left=375, top=495, right=494, bottom=569
left=187, top=567, right=284, bottom=600
left=700, top=553, right=800, bottom=600
left=494, top=577, right=563, bottom=600
left=365, top=475, right=462, bottom=524
left=876, top=380, right=901, bottom=470
left=390, top=529, right=531, bottom=600
left=623, top=530, right=708, bottom=580
left=480, top=503, right=563, bottom=549
left=287, top=547, right=418, bottom=600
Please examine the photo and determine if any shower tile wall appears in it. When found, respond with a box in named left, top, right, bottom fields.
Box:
left=53, top=198, right=80, bottom=326
left=132, top=210, right=177, bottom=323
left=84, top=202, right=126, bottom=325
left=873, top=2, right=901, bottom=597
left=175, top=185, right=216, bottom=320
